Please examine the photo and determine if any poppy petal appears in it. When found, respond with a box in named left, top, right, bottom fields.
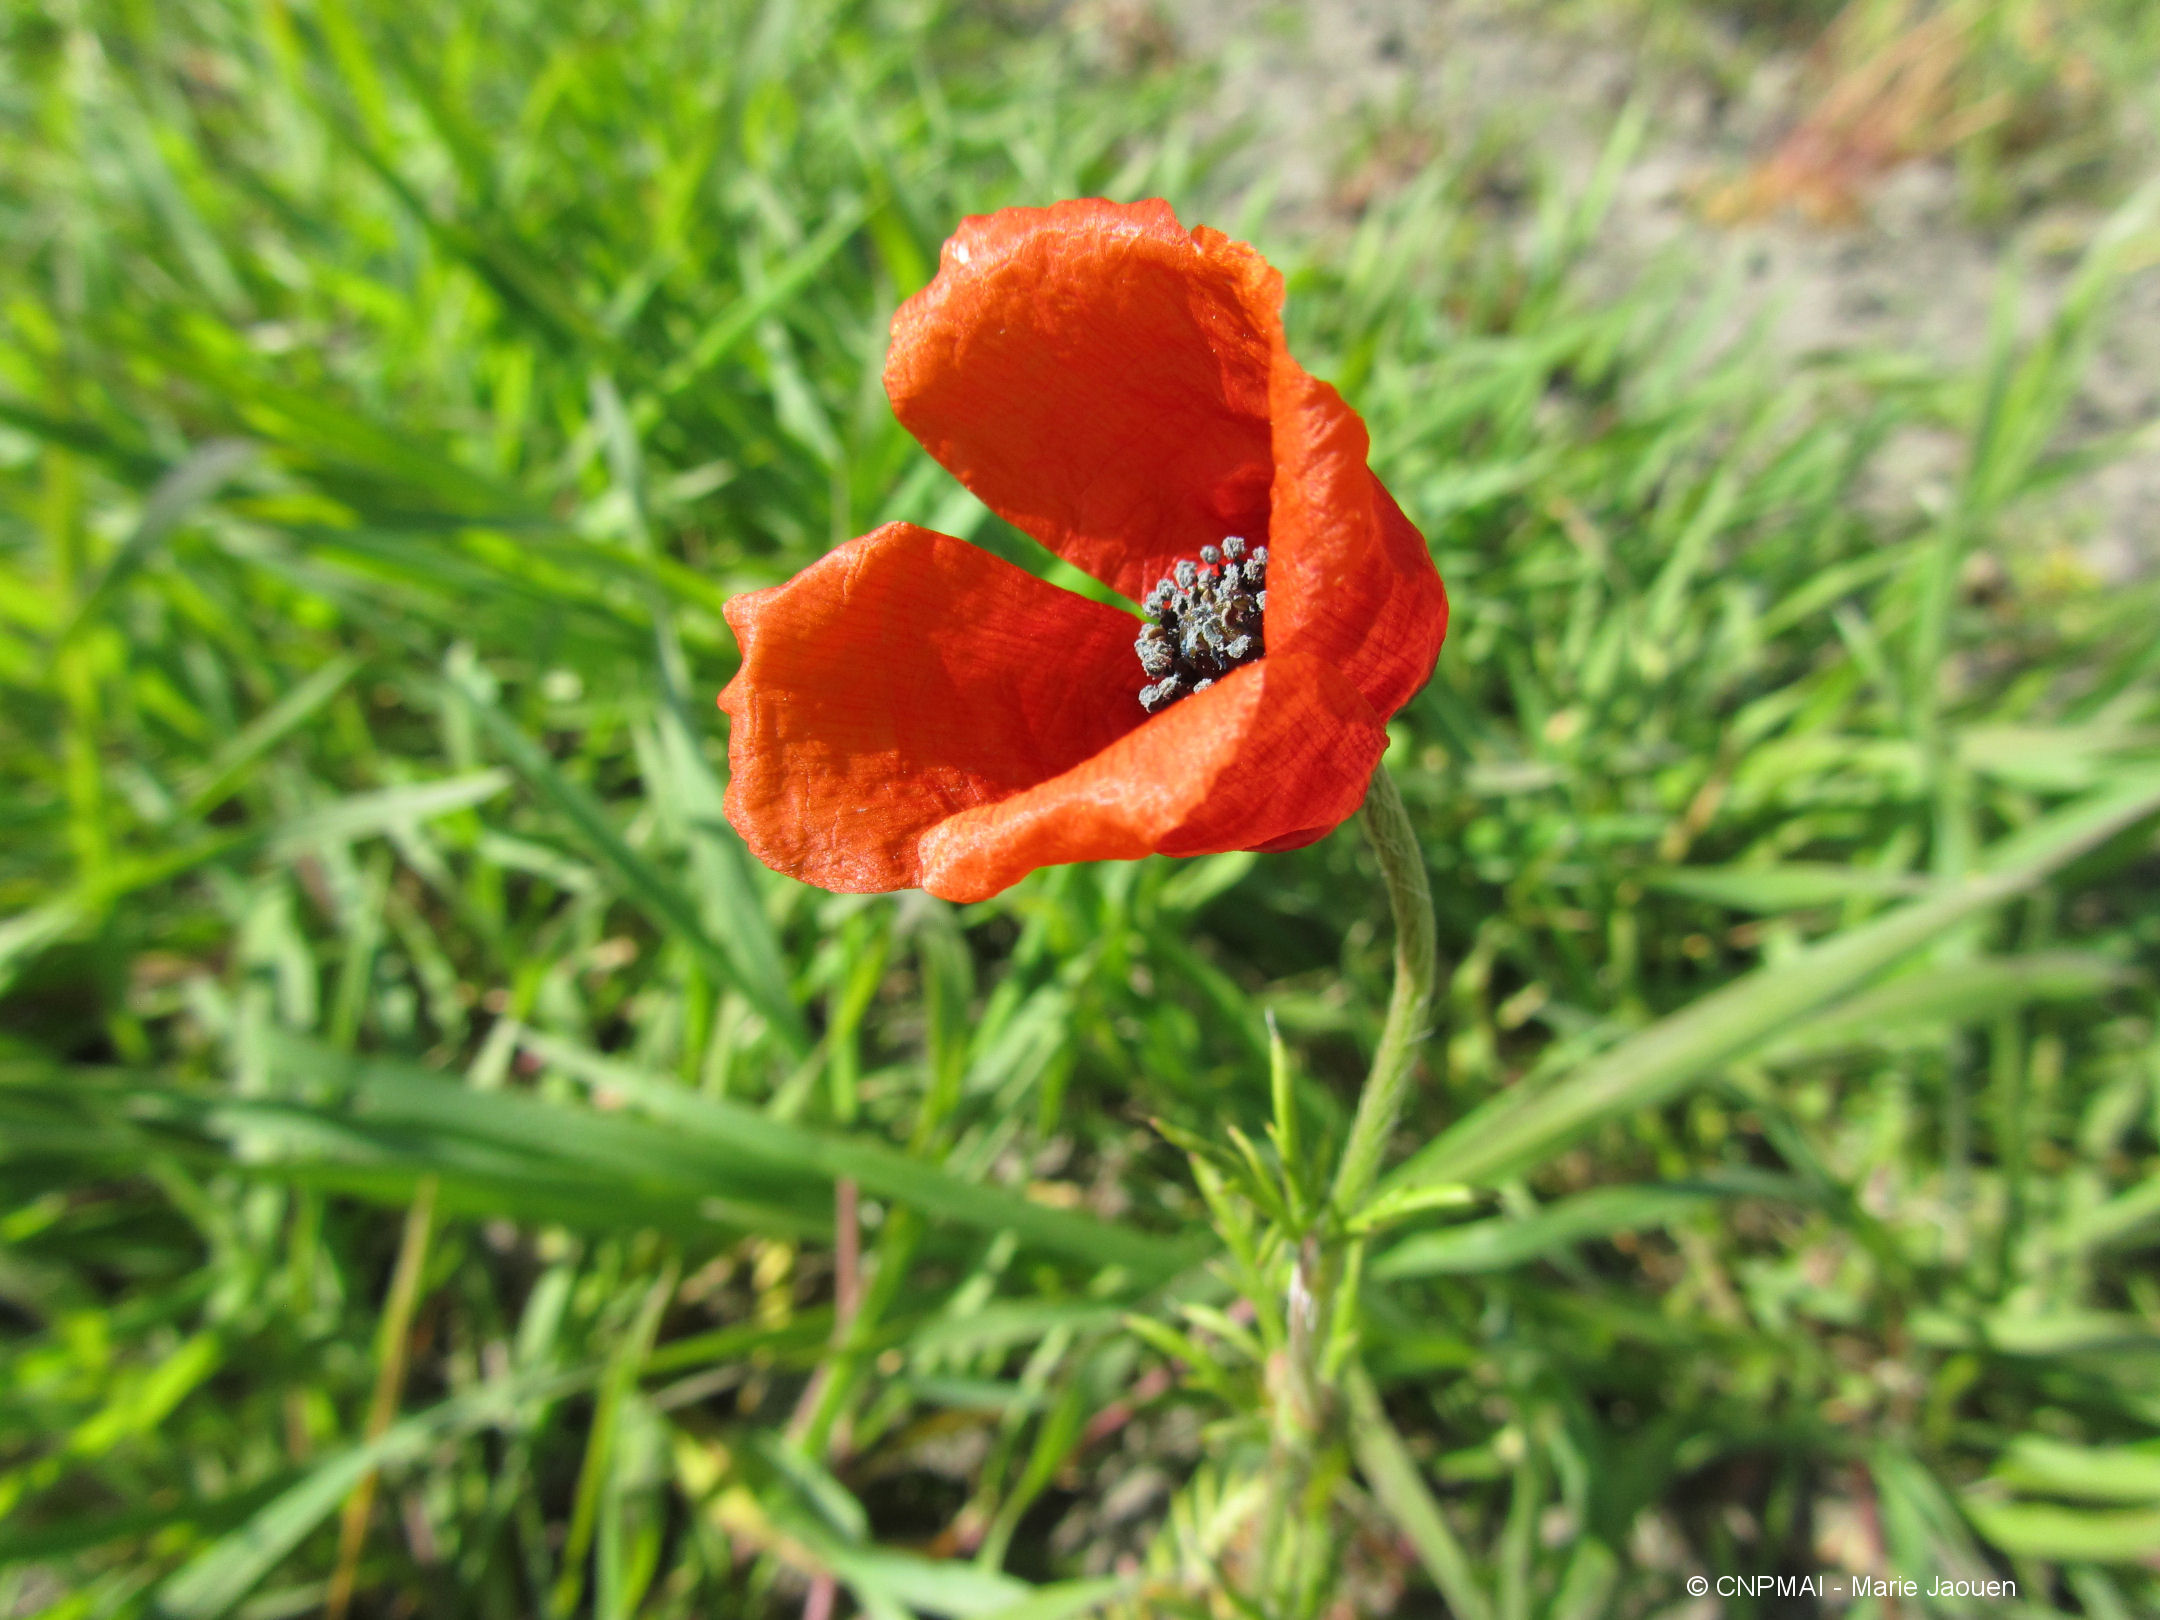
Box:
left=886, top=197, right=1280, bottom=604
left=719, top=522, right=1143, bottom=893
left=889, top=198, right=1447, bottom=722
left=1266, top=366, right=1451, bottom=722
left=916, top=652, right=1387, bottom=903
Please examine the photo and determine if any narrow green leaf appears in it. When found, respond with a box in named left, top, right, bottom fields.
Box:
left=659, top=199, right=871, bottom=395
left=749, top=1488, right=1037, bottom=1620
left=0, top=835, right=252, bottom=996
left=1371, top=1177, right=1807, bottom=1279
left=511, top=1031, right=1206, bottom=1278
left=154, top=1372, right=577, bottom=1617
left=1341, top=1180, right=1479, bottom=1238
left=0, top=1474, right=292, bottom=1565
left=254, top=1034, right=827, bottom=1227
left=1266, top=1009, right=1302, bottom=1203
left=1345, top=1365, right=1493, bottom=1620
left=1909, top=1310, right=2160, bottom=1358
left=1992, top=1438, right=2160, bottom=1505
left=444, top=677, right=811, bottom=1054
left=1158, top=851, right=1258, bottom=914
left=0, top=393, right=163, bottom=480
left=1766, top=953, right=2132, bottom=1060
left=267, top=770, right=511, bottom=853
left=1641, top=863, right=1928, bottom=912
left=652, top=705, right=801, bottom=1057
left=823, top=1543, right=1034, bottom=1618
left=1962, top=1498, right=2160, bottom=1563
left=1960, top=724, right=2160, bottom=792
left=555, top=1264, right=676, bottom=1617
left=1390, top=772, right=2160, bottom=1192
left=2065, top=1174, right=2160, bottom=1253
left=1547, top=1539, right=1619, bottom=1620
left=59, top=439, right=255, bottom=646
left=909, top=1301, right=1124, bottom=1356
left=180, top=654, right=364, bottom=817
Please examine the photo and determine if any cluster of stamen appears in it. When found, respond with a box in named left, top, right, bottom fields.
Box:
left=1135, top=537, right=1268, bottom=713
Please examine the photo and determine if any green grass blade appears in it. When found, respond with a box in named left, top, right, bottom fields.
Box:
left=1992, top=1438, right=2160, bottom=1505
left=57, top=440, right=256, bottom=647
left=1345, top=1365, right=1493, bottom=1620
left=444, top=677, right=812, bottom=1054
left=1961, top=1499, right=2160, bottom=1564
left=153, top=1370, right=580, bottom=1618
left=658, top=198, right=872, bottom=396
left=179, top=655, right=365, bottom=818
left=266, top=770, right=511, bottom=854
left=514, top=1030, right=1207, bottom=1278
left=1764, top=952, right=2131, bottom=1061
left=1371, top=1176, right=1808, bottom=1279
left=651, top=701, right=802, bottom=1056
left=1640, top=863, right=1929, bottom=911
left=1390, top=771, right=2160, bottom=1192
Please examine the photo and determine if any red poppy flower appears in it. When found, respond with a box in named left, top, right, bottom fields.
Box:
left=718, top=199, right=1447, bottom=903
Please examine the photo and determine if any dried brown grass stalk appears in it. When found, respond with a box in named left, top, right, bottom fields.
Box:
left=1706, top=0, right=2011, bottom=224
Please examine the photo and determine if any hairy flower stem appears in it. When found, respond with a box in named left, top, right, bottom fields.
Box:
left=1331, top=763, right=1438, bottom=1219
left=1258, top=766, right=1435, bottom=1615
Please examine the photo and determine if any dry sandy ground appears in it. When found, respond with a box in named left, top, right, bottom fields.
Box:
left=1129, top=0, right=2160, bottom=576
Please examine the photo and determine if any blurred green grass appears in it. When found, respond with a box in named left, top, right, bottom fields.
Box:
left=3, top=0, right=2160, bottom=1616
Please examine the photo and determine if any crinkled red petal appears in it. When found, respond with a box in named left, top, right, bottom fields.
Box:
left=916, top=652, right=1387, bottom=902
left=886, top=198, right=1279, bottom=605
left=718, top=522, right=1143, bottom=893
left=886, top=197, right=1447, bottom=724
left=1265, top=368, right=1451, bottom=722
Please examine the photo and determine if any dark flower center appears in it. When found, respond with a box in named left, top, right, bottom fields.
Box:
left=1134, top=537, right=1268, bottom=713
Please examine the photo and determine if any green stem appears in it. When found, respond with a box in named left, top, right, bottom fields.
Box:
left=1331, top=762, right=1438, bottom=1218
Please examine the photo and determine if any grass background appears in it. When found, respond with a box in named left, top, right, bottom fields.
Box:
left=4, top=0, right=2160, bottom=1615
